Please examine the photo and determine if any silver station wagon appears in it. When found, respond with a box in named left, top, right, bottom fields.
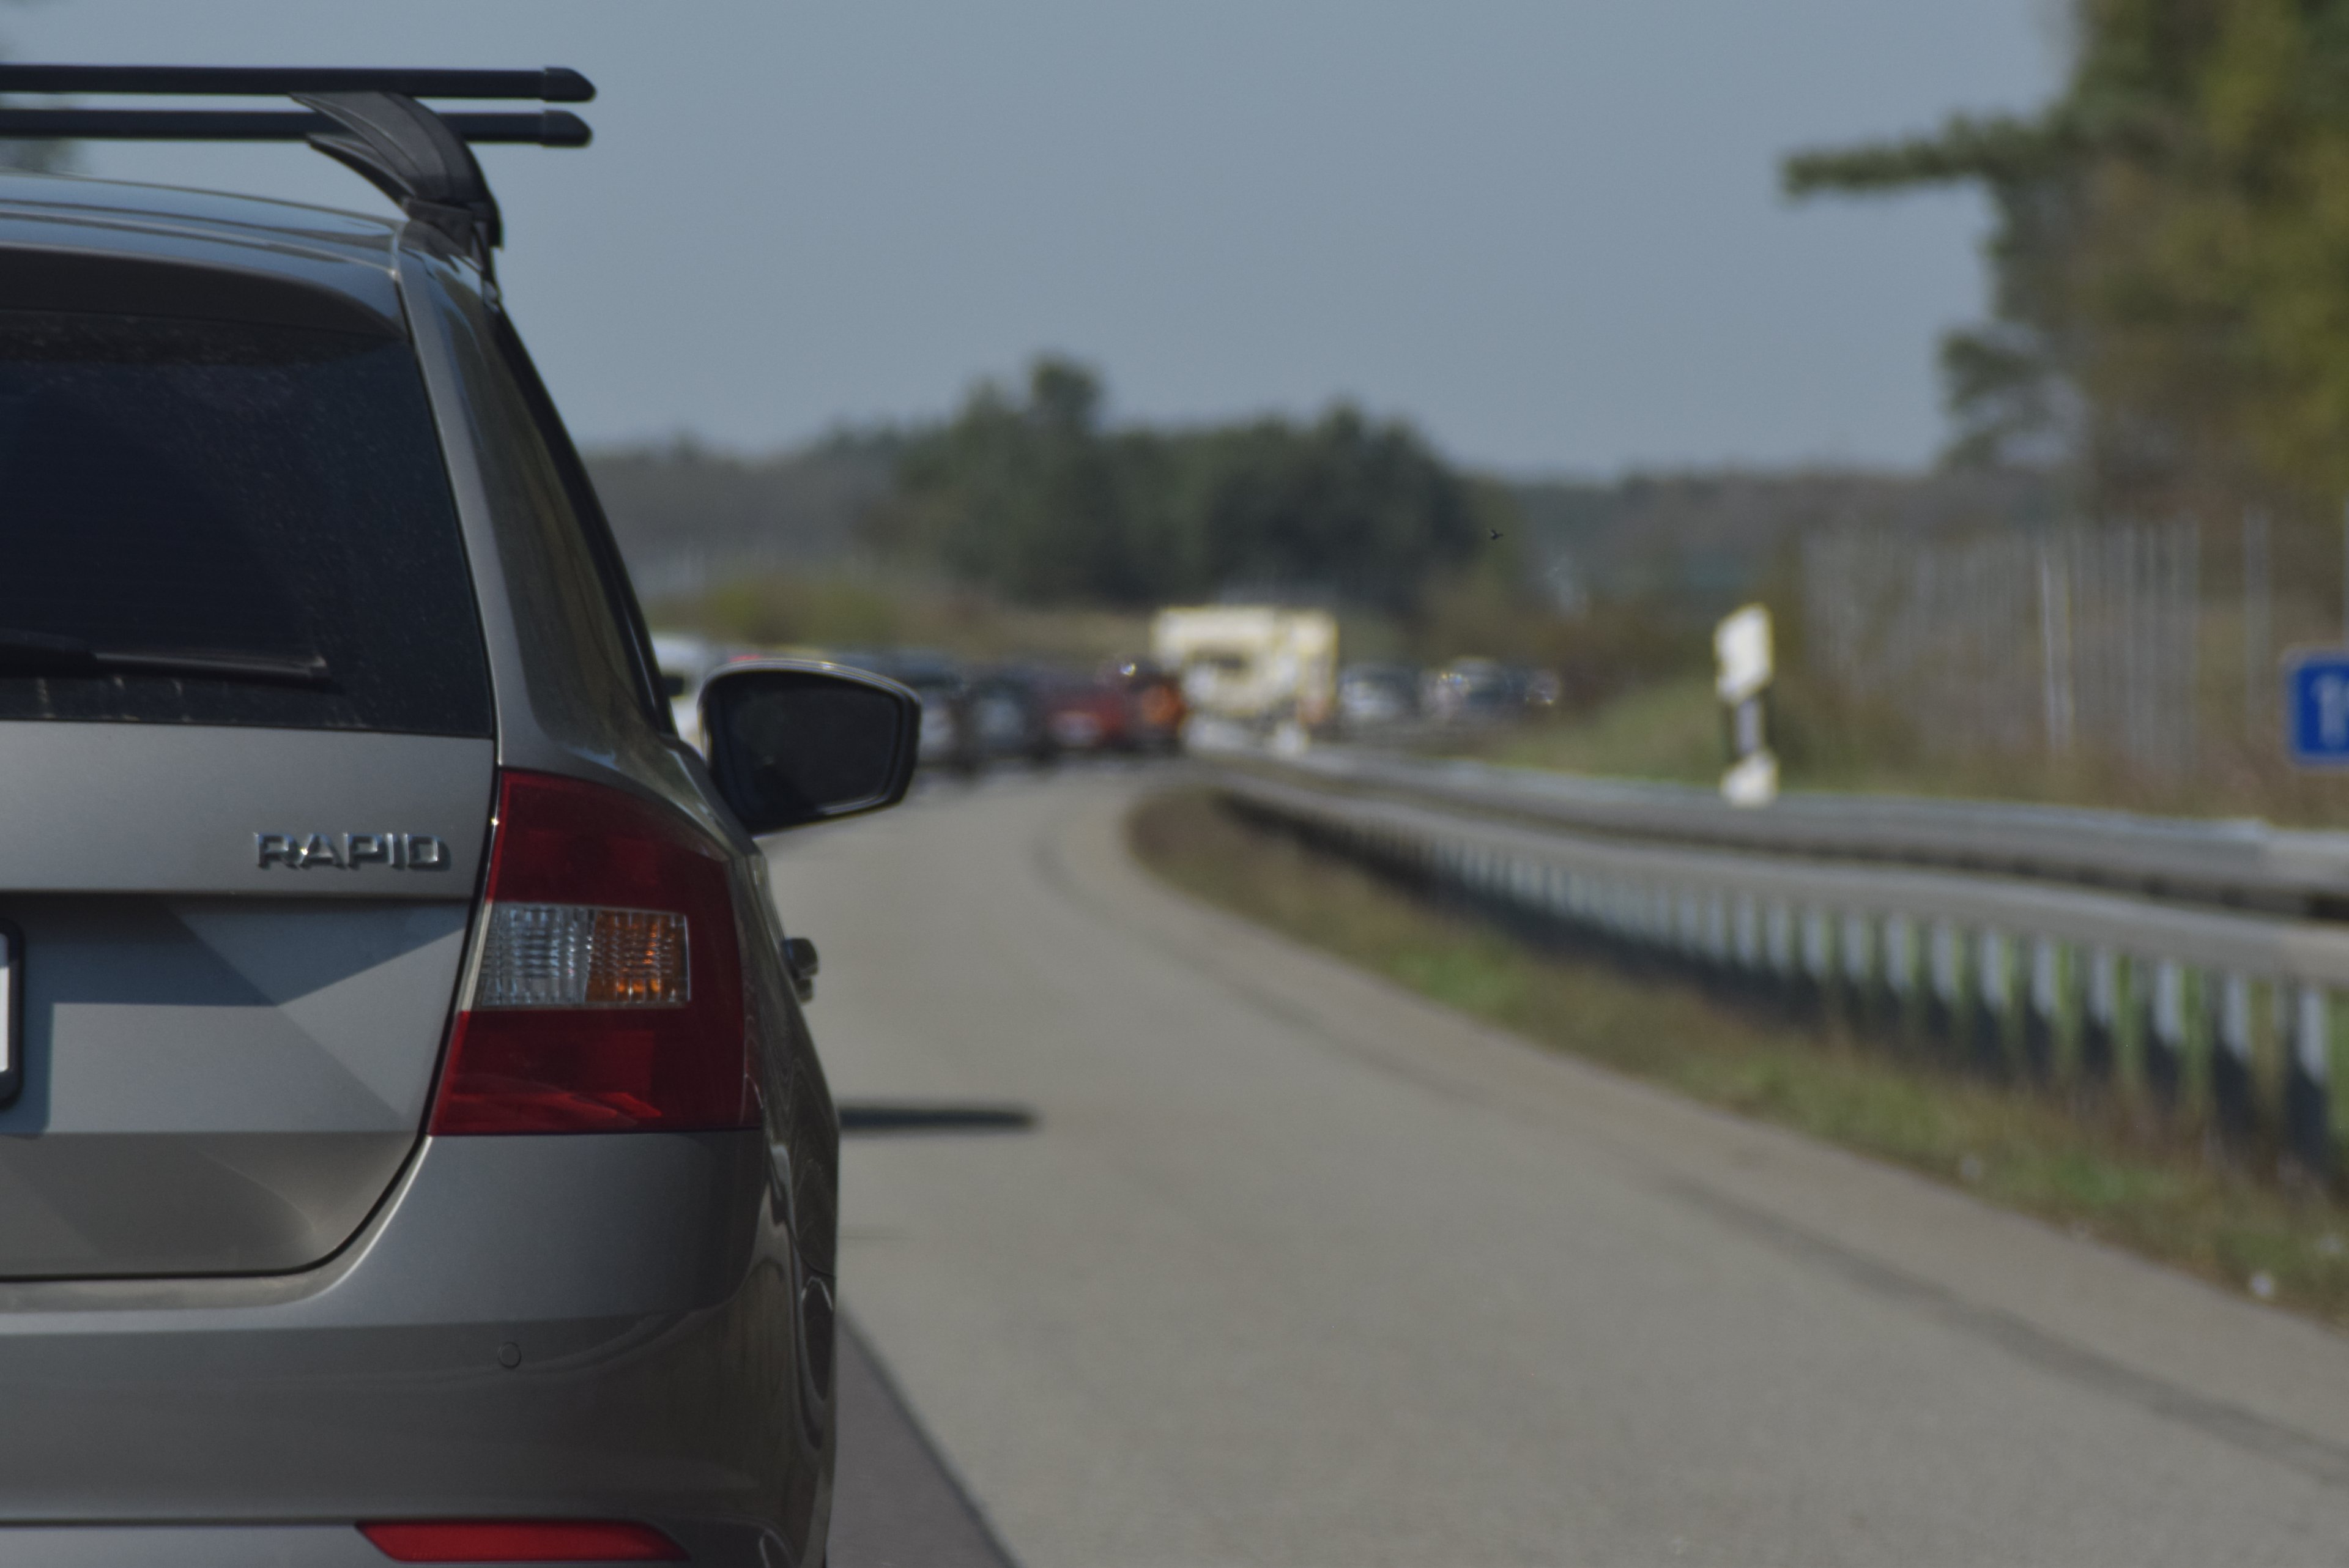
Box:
left=0, top=64, right=919, bottom=1567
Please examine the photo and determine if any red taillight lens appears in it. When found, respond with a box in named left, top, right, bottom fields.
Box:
left=431, top=770, right=753, bottom=1135
left=360, top=1518, right=686, bottom=1562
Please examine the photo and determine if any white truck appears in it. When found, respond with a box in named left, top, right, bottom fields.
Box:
left=1151, top=606, right=1338, bottom=734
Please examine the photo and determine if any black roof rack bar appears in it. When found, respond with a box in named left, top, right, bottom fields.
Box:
left=0, top=108, right=590, bottom=146
left=0, top=64, right=598, bottom=274
left=0, top=65, right=592, bottom=102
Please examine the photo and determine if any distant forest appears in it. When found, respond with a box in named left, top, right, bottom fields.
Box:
left=586, top=356, right=2057, bottom=627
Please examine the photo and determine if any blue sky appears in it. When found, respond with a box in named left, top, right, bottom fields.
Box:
left=6, top=2, right=2059, bottom=473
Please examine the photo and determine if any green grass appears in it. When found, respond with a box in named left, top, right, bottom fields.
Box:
left=1469, top=674, right=1724, bottom=784
left=1128, top=786, right=2349, bottom=1323
left=1451, top=667, right=2349, bottom=828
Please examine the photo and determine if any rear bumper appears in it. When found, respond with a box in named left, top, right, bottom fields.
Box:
left=0, top=1131, right=828, bottom=1565
left=0, top=1520, right=795, bottom=1566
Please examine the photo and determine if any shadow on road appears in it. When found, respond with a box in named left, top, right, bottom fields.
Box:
left=838, top=1101, right=1038, bottom=1136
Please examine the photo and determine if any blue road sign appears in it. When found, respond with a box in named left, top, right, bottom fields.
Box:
left=2287, top=648, right=2349, bottom=765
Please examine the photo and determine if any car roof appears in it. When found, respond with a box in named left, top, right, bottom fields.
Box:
left=0, top=168, right=417, bottom=324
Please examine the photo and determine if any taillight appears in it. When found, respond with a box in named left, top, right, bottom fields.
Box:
left=360, top=1519, right=686, bottom=1562
left=431, top=770, right=753, bottom=1135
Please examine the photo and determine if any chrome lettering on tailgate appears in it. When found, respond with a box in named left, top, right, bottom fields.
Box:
left=255, top=833, right=450, bottom=870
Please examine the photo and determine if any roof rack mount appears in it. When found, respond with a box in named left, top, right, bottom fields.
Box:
left=0, top=64, right=597, bottom=266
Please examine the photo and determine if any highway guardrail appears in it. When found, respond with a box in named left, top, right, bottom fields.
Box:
left=1213, top=756, right=2349, bottom=1175
left=1237, top=746, right=2349, bottom=919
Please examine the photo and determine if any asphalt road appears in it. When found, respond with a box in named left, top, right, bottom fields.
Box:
left=831, top=1312, right=1015, bottom=1568
left=795, top=767, right=2349, bottom=1567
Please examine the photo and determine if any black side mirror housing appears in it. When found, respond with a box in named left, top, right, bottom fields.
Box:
left=699, top=659, right=922, bottom=834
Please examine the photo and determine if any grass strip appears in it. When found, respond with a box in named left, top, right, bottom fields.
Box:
left=1128, top=785, right=2349, bottom=1326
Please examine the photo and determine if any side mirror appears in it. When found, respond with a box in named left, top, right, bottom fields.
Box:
left=699, top=660, right=922, bottom=834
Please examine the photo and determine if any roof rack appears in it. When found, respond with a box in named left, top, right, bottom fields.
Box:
left=0, top=65, right=596, bottom=269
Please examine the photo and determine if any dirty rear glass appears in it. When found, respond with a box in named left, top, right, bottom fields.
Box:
left=0, top=309, right=491, bottom=734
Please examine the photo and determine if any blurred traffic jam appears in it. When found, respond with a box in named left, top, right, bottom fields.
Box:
left=655, top=603, right=1560, bottom=776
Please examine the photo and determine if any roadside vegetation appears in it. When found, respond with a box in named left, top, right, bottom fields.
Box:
left=1442, top=657, right=2349, bottom=829
left=1129, top=785, right=2349, bottom=1326
left=641, top=570, right=1151, bottom=665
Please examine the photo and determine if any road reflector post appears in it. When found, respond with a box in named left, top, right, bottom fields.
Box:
left=1715, top=605, right=1778, bottom=808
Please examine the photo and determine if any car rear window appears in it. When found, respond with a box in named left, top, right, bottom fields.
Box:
left=0, top=308, right=492, bottom=735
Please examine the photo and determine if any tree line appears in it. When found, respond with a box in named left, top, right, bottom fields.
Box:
left=864, top=358, right=1507, bottom=617
left=1786, top=0, right=2349, bottom=528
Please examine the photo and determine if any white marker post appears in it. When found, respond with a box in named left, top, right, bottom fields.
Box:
left=1715, top=604, right=1777, bottom=808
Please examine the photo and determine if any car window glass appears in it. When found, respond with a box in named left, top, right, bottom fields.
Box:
left=0, top=309, right=492, bottom=734
left=489, top=318, right=673, bottom=737
left=440, top=300, right=650, bottom=745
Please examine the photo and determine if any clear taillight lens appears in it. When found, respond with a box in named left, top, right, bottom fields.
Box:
left=475, top=904, right=689, bottom=1008
left=431, top=770, right=755, bottom=1135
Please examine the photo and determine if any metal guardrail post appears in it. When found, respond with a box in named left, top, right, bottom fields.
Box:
left=1841, top=910, right=1878, bottom=1033
left=1979, top=927, right=2017, bottom=1078
left=2150, top=959, right=2188, bottom=1109
left=2214, top=970, right=2256, bottom=1142
left=2288, top=983, right=2334, bottom=1173
left=1885, top=914, right=1918, bottom=1042
left=2025, top=935, right=2063, bottom=1080
left=1799, top=907, right=1833, bottom=1016
left=2084, top=946, right=2121, bottom=1083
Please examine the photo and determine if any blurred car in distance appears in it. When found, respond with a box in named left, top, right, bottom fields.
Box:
left=1337, top=661, right=1422, bottom=729
left=1108, top=659, right=1188, bottom=752
left=1427, top=658, right=1559, bottom=722
left=1039, top=669, right=1129, bottom=753
left=964, top=665, right=1061, bottom=765
left=842, top=650, right=970, bottom=768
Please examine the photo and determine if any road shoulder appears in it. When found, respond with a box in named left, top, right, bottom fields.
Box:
left=1075, top=776, right=2349, bottom=1476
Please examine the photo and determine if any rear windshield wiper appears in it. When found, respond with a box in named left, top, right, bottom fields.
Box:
left=0, top=629, right=334, bottom=689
